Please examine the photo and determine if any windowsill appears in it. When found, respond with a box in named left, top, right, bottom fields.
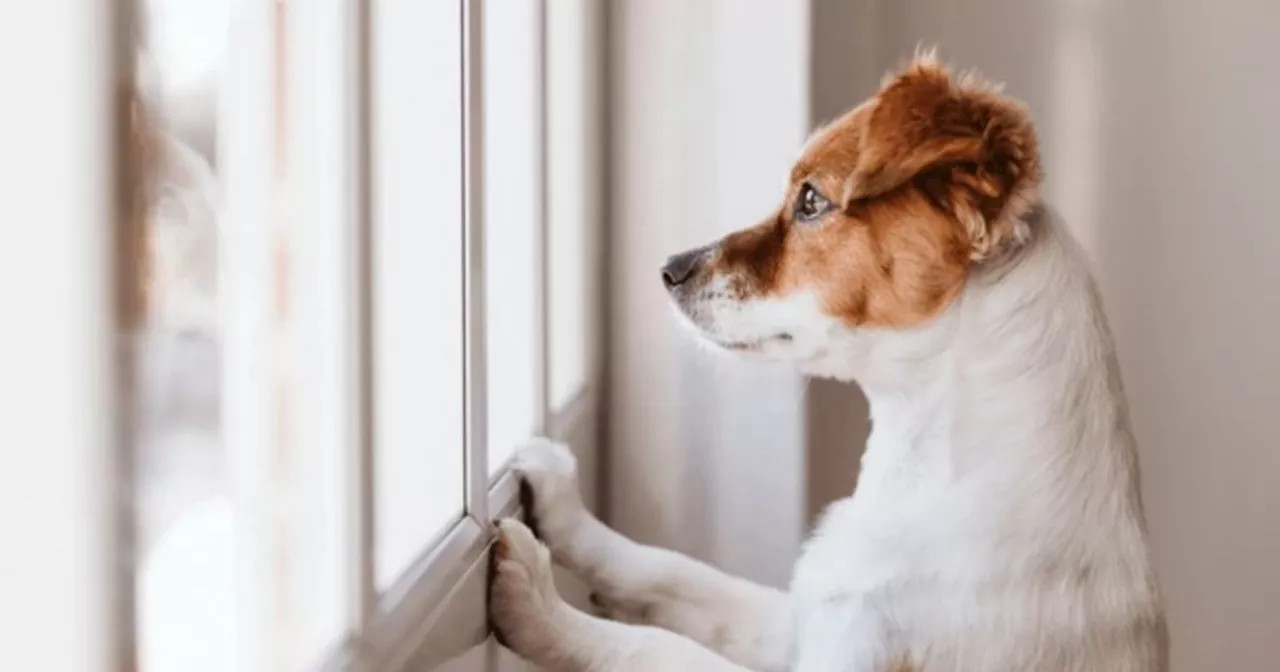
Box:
left=342, top=385, right=595, bottom=672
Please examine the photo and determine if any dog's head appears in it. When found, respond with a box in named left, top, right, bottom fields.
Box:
left=663, top=53, right=1042, bottom=372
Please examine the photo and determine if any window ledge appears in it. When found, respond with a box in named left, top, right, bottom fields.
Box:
left=330, top=385, right=595, bottom=672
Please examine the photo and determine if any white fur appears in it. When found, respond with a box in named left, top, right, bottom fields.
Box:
left=490, top=207, right=1167, bottom=671
left=675, top=271, right=835, bottom=360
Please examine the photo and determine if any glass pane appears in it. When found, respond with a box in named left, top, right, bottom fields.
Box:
left=278, top=0, right=361, bottom=659
left=130, top=1, right=236, bottom=670
left=485, top=2, right=542, bottom=473
left=546, top=0, right=589, bottom=410
left=370, top=0, right=466, bottom=589
left=133, top=1, right=354, bottom=668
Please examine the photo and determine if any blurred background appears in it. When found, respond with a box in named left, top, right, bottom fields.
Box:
left=1, top=1, right=1276, bottom=671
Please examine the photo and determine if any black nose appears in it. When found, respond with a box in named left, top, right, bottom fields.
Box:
left=662, top=249, right=705, bottom=288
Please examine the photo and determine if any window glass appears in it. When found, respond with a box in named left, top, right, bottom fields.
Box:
left=546, top=0, right=590, bottom=410
left=484, top=2, right=542, bottom=472
left=369, top=0, right=466, bottom=589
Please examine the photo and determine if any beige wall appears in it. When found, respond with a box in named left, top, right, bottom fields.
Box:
left=606, top=0, right=812, bottom=587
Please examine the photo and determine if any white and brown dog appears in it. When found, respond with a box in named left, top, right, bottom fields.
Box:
left=489, top=54, right=1168, bottom=672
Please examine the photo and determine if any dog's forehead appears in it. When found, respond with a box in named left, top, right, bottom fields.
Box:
left=789, top=100, right=874, bottom=186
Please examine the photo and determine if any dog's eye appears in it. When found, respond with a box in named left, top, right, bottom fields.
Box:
left=795, top=183, right=832, bottom=222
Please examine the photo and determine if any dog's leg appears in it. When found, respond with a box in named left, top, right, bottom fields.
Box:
left=490, top=518, right=753, bottom=671
left=510, top=440, right=793, bottom=672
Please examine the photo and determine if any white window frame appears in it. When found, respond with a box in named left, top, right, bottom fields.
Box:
left=367, top=0, right=602, bottom=668
left=228, top=0, right=601, bottom=669
left=356, top=0, right=493, bottom=656
left=12, top=0, right=601, bottom=669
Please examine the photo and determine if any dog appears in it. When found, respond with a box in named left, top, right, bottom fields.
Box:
left=489, top=53, right=1168, bottom=672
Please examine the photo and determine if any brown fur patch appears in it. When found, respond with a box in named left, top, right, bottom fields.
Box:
left=880, top=652, right=920, bottom=672
left=715, top=214, right=789, bottom=297
left=703, top=52, right=1042, bottom=328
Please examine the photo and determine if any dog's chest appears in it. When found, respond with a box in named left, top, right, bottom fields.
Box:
left=785, top=491, right=1003, bottom=671
left=787, top=500, right=935, bottom=671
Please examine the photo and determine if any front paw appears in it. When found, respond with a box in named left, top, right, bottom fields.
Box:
left=512, top=438, right=585, bottom=543
left=489, top=518, right=563, bottom=656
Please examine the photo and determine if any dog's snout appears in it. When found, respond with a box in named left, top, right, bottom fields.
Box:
left=661, top=249, right=705, bottom=288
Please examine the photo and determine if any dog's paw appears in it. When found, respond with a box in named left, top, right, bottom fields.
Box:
left=489, top=518, right=563, bottom=655
left=511, top=438, right=584, bottom=543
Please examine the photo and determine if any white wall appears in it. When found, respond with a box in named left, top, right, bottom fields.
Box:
left=606, top=0, right=811, bottom=586
left=828, top=1, right=1280, bottom=668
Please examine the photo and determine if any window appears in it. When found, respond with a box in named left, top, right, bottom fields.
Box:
left=484, top=0, right=544, bottom=473
left=9, top=0, right=599, bottom=670
left=134, top=1, right=353, bottom=668
left=545, top=0, right=595, bottom=412
left=483, top=0, right=597, bottom=472
left=369, top=0, right=467, bottom=591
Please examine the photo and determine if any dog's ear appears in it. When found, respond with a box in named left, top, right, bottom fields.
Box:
left=844, top=52, right=1042, bottom=261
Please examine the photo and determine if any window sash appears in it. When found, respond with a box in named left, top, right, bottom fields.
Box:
left=282, top=0, right=369, bottom=662
left=482, top=0, right=549, bottom=476
left=114, top=0, right=596, bottom=668
left=323, top=0, right=601, bottom=667
left=267, top=1, right=493, bottom=667
left=218, top=0, right=289, bottom=668
left=367, top=0, right=468, bottom=591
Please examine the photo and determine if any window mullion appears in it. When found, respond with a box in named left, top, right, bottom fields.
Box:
left=338, top=0, right=377, bottom=658
left=219, top=0, right=281, bottom=664
left=463, top=0, right=490, bottom=525
left=282, top=0, right=375, bottom=662
left=534, top=0, right=552, bottom=438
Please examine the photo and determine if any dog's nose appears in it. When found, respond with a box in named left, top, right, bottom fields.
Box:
left=662, top=249, right=704, bottom=288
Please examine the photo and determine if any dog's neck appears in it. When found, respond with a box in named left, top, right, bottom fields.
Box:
left=817, top=208, right=1146, bottom=529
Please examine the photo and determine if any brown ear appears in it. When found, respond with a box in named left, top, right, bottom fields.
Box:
left=843, top=52, right=1042, bottom=260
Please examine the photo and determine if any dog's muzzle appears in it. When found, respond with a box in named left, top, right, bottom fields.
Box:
left=661, top=246, right=710, bottom=290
